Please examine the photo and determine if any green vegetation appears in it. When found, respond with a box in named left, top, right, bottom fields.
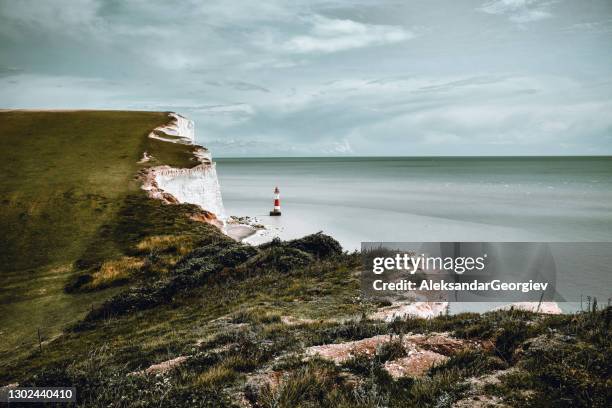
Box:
left=0, top=112, right=608, bottom=407
left=1, top=226, right=609, bottom=406
left=0, top=110, right=206, bottom=361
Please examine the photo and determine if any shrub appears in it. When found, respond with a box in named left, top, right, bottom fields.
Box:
left=172, top=239, right=243, bottom=275
left=218, top=245, right=258, bottom=267
left=249, top=246, right=313, bottom=273
left=376, top=338, right=408, bottom=362
left=429, top=350, right=506, bottom=378
left=493, top=319, right=532, bottom=362
left=285, top=232, right=343, bottom=259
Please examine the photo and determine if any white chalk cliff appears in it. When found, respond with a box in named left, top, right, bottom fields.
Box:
left=143, top=113, right=226, bottom=219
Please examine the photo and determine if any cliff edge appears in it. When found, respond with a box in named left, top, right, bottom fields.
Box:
left=141, top=113, right=226, bottom=220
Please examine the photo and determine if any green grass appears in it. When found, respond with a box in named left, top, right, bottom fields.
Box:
left=0, top=110, right=207, bottom=361
left=0, top=111, right=608, bottom=407
left=1, top=235, right=609, bottom=406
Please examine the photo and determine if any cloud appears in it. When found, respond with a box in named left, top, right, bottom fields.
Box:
left=192, top=103, right=255, bottom=115
left=1, top=0, right=611, bottom=156
left=0, top=0, right=100, bottom=30
left=278, top=15, right=413, bottom=54
left=325, top=138, right=353, bottom=154
left=478, top=0, right=554, bottom=23
left=206, top=80, right=270, bottom=93
left=562, top=18, right=612, bottom=34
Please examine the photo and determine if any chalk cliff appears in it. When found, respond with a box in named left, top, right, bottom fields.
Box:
left=142, top=113, right=226, bottom=220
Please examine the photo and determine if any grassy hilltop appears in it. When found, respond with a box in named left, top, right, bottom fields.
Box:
left=0, top=110, right=213, bottom=360
left=0, top=112, right=609, bottom=407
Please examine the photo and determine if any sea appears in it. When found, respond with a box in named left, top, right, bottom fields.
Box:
left=216, top=156, right=612, bottom=312
left=217, top=156, right=612, bottom=248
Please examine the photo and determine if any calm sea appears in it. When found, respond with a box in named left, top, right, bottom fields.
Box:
left=216, top=157, right=612, bottom=312
left=216, top=157, right=612, bottom=250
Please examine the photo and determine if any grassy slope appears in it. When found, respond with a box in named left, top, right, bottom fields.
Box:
left=1, top=238, right=609, bottom=407
left=0, top=112, right=608, bottom=407
left=0, top=110, right=205, bottom=360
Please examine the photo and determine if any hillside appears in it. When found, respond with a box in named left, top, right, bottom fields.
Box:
left=0, top=110, right=215, bottom=361
left=0, top=112, right=608, bottom=407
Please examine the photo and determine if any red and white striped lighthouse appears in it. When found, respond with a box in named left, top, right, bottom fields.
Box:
left=270, top=186, right=281, bottom=216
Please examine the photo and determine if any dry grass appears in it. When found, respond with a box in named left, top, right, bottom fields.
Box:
left=136, top=234, right=196, bottom=256
left=196, top=363, right=238, bottom=389
left=87, top=257, right=144, bottom=290
left=232, top=307, right=282, bottom=325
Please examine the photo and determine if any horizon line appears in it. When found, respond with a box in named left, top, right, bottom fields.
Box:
left=214, top=154, right=612, bottom=159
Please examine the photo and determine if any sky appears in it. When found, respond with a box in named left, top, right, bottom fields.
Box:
left=1, top=0, right=611, bottom=157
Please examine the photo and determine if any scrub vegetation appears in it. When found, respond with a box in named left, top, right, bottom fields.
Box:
left=0, top=112, right=609, bottom=407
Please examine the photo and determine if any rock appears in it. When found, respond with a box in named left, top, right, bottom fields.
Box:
left=245, top=370, right=284, bottom=393
left=0, top=383, right=19, bottom=391
left=305, top=335, right=396, bottom=364
left=370, top=301, right=448, bottom=321
left=453, top=368, right=518, bottom=408
left=384, top=350, right=448, bottom=378
left=453, top=394, right=510, bottom=408
left=305, top=332, right=477, bottom=365
left=404, top=332, right=479, bottom=355
left=130, top=355, right=189, bottom=376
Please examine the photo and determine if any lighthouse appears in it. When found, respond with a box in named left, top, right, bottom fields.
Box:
left=270, top=186, right=281, bottom=216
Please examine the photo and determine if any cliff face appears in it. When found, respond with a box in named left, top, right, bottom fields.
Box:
left=149, top=112, right=196, bottom=144
left=143, top=113, right=226, bottom=219
left=154, top=164, right=226, bottom=219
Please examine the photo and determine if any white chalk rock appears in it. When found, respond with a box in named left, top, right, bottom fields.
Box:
left=155, top=164, right=226, bottom=219
left=158, top=113, right=195, bottom=141
left=144, top=113, right=226, bottom=219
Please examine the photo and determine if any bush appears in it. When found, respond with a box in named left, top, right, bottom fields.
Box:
left=429, top=350, right=506, bottom=378
left=218, top=245, right=258, bottom=267
left=249, top=246, right=313, bottom=273
left=286, top=232, right=343, bottom=259
left=82, top=262, right=219, bottom=322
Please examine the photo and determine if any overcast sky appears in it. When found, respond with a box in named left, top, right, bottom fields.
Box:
left=1, top=0, right=611, bottom=156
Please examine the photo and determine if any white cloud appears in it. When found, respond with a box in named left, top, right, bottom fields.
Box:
left=0, top=0, right=101, bottom=30
left=562, top=18, right=612, bottom=34
left=478, top=0, right=554, bottom=23
left=326, top=138, right=353, bottom=154
left=193, top=104, right=255, bottom=115
left=279, top=15, right=413, bottom=54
